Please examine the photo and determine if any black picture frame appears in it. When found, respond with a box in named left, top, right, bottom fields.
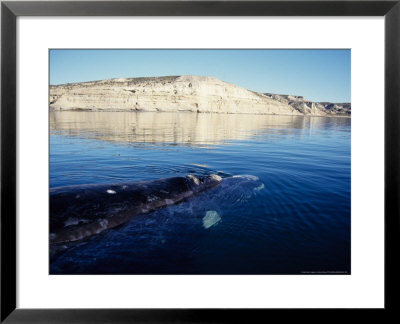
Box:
left=1, top=0, right=399, bottom=322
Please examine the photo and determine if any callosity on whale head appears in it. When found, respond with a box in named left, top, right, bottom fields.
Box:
left=186, top=174, right=222, bottom=192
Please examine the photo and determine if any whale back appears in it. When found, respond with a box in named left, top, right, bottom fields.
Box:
left=50, top=175, right=221, bottom=244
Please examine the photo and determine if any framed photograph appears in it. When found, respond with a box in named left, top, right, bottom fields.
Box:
left=48, top=48, right=352, bottom=276
left=1, top=0, right=399, bottom=322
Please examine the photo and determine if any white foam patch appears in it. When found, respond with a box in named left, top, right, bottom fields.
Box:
left=254, top=183, right=265, bottom=191
left=202, top=210, right=221, bottom=229
left=233, top=175, right=259, bottom=181
left=191, top=163, right=208, bottom=168
left=107, top=189, right=116, bottom=194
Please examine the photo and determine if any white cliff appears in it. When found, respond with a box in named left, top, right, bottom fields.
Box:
left=49, top=75, right=350, bottom=117
left=264, top=93, right=351, bottom=116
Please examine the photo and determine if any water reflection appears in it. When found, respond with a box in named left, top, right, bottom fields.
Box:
left=50, top=111, right=350, bottom=146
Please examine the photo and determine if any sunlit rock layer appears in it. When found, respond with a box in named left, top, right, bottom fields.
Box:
left=50, top=76, right=350, bottom=117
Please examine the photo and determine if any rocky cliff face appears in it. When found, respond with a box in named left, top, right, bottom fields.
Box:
left=50, top=76, right=350, bottom=117
left=264, top=93, right=351, bottom=116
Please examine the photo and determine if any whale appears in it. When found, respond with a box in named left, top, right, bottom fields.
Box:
left=50, top=174, right=222, bottom=244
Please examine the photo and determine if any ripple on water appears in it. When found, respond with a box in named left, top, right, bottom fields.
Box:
left=50, top=113, right=351, bottom=274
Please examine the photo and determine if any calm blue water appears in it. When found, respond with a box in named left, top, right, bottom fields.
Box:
left=49, top=111, right=351, bottom=274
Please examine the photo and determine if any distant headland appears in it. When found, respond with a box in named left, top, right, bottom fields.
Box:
left=49, top=75, right=351, bottom=117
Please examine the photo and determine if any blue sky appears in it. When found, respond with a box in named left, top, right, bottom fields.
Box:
left=50, top=49, right=350, bottom=103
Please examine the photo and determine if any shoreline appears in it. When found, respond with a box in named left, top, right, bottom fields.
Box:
left=49, top=109, right=351, bottom=118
